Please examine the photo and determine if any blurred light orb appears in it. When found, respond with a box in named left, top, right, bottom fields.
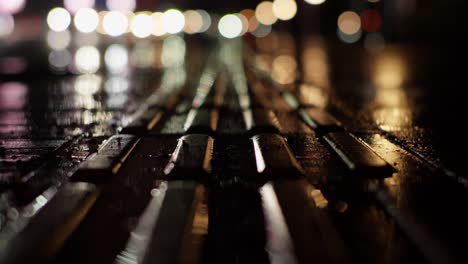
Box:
left=49, top=50, right=71, bottom=72
left=252, top=23, right=271, bottom=38
left=163, top=9, right=185, bottom=34
left=131, top=13, right=152, bottom=38
left=338, top=11, right=361, bottom=35
left=64, top=0, right=94, bottom=14
left=75, top=46, right=101, bottom=74
left=0, top=0, right=25, bottom=14
left=105, top=44, right=128, bottom=74
left=103, top=11, right=128, bottom=36
left=197, top=9, right=211, bottom=33
left=151, top=12, right=166, bottom=36
left=46, top=30, right=71, bottom=50
left=106, top=0, right=135, bottom=12
left=75, top=74, right=102, bottom=95
left=255, top=1, right=277, bottom=25
left=237, top=13, right=249, bottom=35
left=74, top=8, right=99, bottom=33
left=184, top=10, right=203, bottom=34
left=337, top=28, right=362, bottom=43
left=360, top=9, right=381, bottom=32
left=0, top=13, right=14, bottom=37
left=218, top=14, right=243, bottom=39
left=272, top=55, right=297, bottom=84
left=272, top=0, right=297, bottom=21
left=304, top=0, right=326, bottom=5
left=47, top=7, right=72, bottom=32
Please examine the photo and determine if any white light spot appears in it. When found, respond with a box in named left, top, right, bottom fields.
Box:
left=0, top=0, right=25, bottom=14
left=131, top=12, right=152, bottom=38
left=103, top=11, right=128, bottom=37
left=64, top=0, right=94, bottom=14
left=74, top=8, right=99, bottom=33
left=218, top=14, right=243, bottom=39
left=105, top=44, right=128, bottom=74
left=106, top=0, right=135, bottom=12
left=304, top=0, right=326, bottom=5
left=162, top=9, right=185, bottom=34
left=75, top=46, right=101, bottom=74
left=46, top=30, right=71, bottom=50
left=47, top=7, right=71, bottom=32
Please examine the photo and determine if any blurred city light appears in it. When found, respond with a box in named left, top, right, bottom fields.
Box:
left=131, top=12, right=152, bottom=38
left=252, top=23, right=271, bottom=38
left=48, top=50, right=72, bottom=72
left=338, top=11, right=361, bottom=35
left=272, top=55, right=297, bottom=84
left=74, top=8, right=99, bottom=33
left=197, top=10, right=211, bottom=33
left=151, top=12, right=166, bottom=36
left=106, top=0, right=136, bottom=12
left=304, top=0, right=326, bottom=5
left=184, top=10, right=203, bottom=34
left=255, top=1, right=277, bottom=26
left=105, top=44, right=128, bottom=74
left=337, top=28, right=362, bottom=43
left=46, top=30, right=71, bottom=50
left=218, top=14, right=243, bottom=39
left=272, top=0, right=297, bottom=21
left=161, top=35, right=186, bottom=68
left=0, top=13, right=14, bottom=37
left=360, top=9, right=381, bottom=32
left=75, top=46, right=101, bottom=74
left=163, top=9, right=185, bottom=34
left=103, top=11, right=128, bottom=37
left=47, top=7, right=72, bottom=32
left=64, top=0, right=95, bottom=14
left=0, top=0, right=25, bottom=14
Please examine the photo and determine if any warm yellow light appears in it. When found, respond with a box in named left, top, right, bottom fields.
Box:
left=304, top=0, right=326, bottom=5
left=218, top=14, right=243, bottom=39
left=184, top=10, right=203, bottom=34
left=131, top=12, right=152, bottom=38
left=103, top=11, right=128, bottom=36
left=74, top=8, right=99, bottom=33
left=338, top=11, right=361, bottom=35
left=272, top=55, right=297, bottom=84
left=163, top=9, right=185, bottom=34
left=272, top=0, right=297, bottom=21
left=255, top=1, right=277, bottom=25
left=151, top=12, right=166, bottom=36
left=75, top=46, right=101, bottom=74
left=47, top=7, right=71, bottom=32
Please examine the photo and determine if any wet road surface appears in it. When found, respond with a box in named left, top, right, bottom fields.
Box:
left=1, top=32, right=467, bottom=264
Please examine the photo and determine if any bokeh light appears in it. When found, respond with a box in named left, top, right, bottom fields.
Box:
left=272, top=0, right=297, bottom=21
left=163, top=9, right=185, bottom=34
left=74, top=8, right=99, bottom=33
left=161, top=35, right=186, bottom=68
left=360, top=9, right=381, bottom=32
left=151, top=12, right=166, bottom=36
left=64, top=0, right=94, bottom=14
left=255, top=1, right=277, bottom=26
left=218, top=14, right=243, bottom=39
left=106, top=0, right=136, bottom=12
left=131, top=12, right=152, bottom=38
left=252, top=23, right=271, bottom=38
left=338, top=11, right=361, bottom=35
left=197, top=10, right=211, bottom=33
left=75, top=74, right=102, bottom=95
left=47, top=8, right=72, bottom=32
left=49, top=50, right=72, bottom=72
left=0, top=13, right=14, bottom=37
left=272, top=55, right=297, bottom=84
left=75, top=46, right=101, bottom=74
left=237, top=13, right=249, bottom=35
left=0, top=0, right=25, bottom=14
left=105, top=44, right=128, bottom=74
left=184, top=10, right=203, bottom=34
left=337, top=28, right=362, bottom=43
left=46, top=30, right=71, bottom=50
left=103, top=11, right=128, bottom=37
left=304, top=0, right=326, bottom=5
